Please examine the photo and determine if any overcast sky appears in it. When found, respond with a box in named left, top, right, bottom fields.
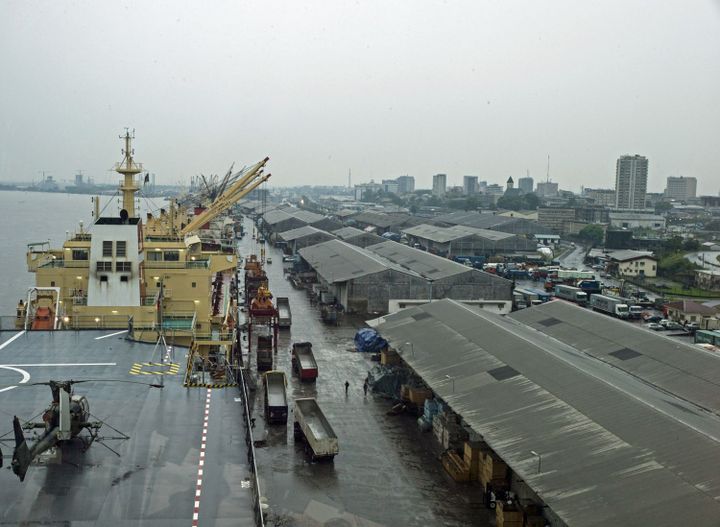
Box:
left=1, top=1, right=719, bottom=194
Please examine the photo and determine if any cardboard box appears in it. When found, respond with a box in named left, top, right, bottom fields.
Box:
left=381, top=348, right=401, bottom=366
left=408, top=386, right=433, bottom=405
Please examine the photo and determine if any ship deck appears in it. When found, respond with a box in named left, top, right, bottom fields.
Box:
left=0, top=330, right=253, bottom=526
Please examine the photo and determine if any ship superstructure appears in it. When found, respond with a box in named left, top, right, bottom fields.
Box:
left=24, top=131, right=270, bottom=347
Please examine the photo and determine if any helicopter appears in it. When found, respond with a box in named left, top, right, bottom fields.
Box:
left=0, top=379, right=161, bottom=481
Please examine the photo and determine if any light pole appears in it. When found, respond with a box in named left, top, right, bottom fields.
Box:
left=404, top=341, right=414, bottom=356
left=445, top=374, right=455, bottom=393
left=530, top=450, right=542, bottom=474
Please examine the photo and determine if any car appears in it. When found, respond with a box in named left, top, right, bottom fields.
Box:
left=685, top=322, right=700, bottom=332
left=266, top=257, right=273, bottom=264
left=643, top=314, right=662, bottom=323
left=282, top=255, right=295, bottom=262
left=659, top=319, right=672, bottom=328
left=665, top=322, right=684, bottom=331
left=646, top=323, right=664, bottom=331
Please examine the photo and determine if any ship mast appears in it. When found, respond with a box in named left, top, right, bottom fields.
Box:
left=114, top=129, right=143, bottom=218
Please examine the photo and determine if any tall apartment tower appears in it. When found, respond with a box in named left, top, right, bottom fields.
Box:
left=432, top=173, right=447, bottom=196
left=518, top=176, right=534, bottom=194
left=396, top=175, right=415, bottom=194
left=463, top=176, right=478, bottom=195
left=615, top=154, right=648, bottom=210
left=665, top=176, right=697, bottom=201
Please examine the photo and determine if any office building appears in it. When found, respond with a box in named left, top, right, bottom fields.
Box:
left=536, top=181, right=559, bottom=198
left=615, top=155, right=648, bottom=210
left=396, top=175, right=415, bottom=194
left=583, top=188, right=616, bottom=207
left=665, top=176, right=697, bottom=201
left=463, top=176, right=478, bottom=195
left=518, top=176, right=534, bottom=194
left=432, top=174, right=447, bottom=196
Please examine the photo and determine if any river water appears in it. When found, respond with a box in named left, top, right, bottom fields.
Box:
left=0, top=190, right=165, bottom=316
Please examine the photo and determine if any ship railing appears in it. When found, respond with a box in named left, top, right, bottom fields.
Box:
left=143, top=260, right=210, bottom=270
left=38, top=259, right=90, bottom=269
left=237, top=366, right=266, bottom=527
left=54, top=314, right=132, bottom=330
left=193, top=331, right=234, bottom=342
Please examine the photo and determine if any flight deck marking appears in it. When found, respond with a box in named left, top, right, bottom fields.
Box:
left=0, top=365, right=31, bottom=393
left=0, top=362, right=117, bottom=367
left=129, top=362, right=180, bottom=375
left=193, top=388, right=212, bottom=527
left=95, top=330, right=128, bottom=340
left=0, top=330, right=26, bottom=351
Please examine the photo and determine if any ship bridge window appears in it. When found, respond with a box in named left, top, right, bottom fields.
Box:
left=120, top=276, right=129, bottom=283
left=72, top=249, right=88, bottom=260
left=102, top=241, right=113, bottom=257
left=100, top=275, right=108, bottom=283
left=164, top=251, right=180, bottom=261
left=116, top=241, right=127, bottom=257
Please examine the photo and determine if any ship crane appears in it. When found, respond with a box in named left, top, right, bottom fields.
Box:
left=180, top=157, right=270, bottom=236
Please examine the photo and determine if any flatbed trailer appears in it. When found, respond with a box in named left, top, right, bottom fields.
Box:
left=293, top=398, right=338, bottom=461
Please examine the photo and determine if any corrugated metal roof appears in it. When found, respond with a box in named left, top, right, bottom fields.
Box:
left=262, top=209, right=295, bottom=225
left=277, top=225, right=334, bottom=242
left=370, top=299, right=720, bottom=527
left=366, top=241, right=492, bottom=280
left=332, top=226, right=366, bottom=239
left=402, top=223, right=515, bottom=243
left=297, top=239, right=419, bottom=283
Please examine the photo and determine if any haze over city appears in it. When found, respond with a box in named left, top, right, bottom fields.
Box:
left=1, top=1, right=718, bottom=193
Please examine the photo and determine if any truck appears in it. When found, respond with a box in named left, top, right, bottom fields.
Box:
left=589, top=294, right=629, bottom=319
left=263, top=371, right=288, bottom=424
left=556, top=269, right=595, bottom=281
left=277, top=297, right=292, bottom=328
left=576, top=279, right=602, bottom=296
left=554, top=284, right=588, bottom=306
left=293, top=398, right=339, bottom=461
left=256, top=335, right=274, bottom=372
left=292, top=342, right=318, bottom=381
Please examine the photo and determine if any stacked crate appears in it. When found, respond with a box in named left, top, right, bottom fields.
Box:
left=480, top=452, right=509, bottom=490
left=381, top=347, right=400, bottom=366
left=496, top=501, right=523, bottom=527
left=441, top=450, right=471, bottom=482
left=463, top=441, right=487, bottom=481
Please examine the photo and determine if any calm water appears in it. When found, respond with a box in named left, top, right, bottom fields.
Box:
left=0, top=190, right=165, bottom=315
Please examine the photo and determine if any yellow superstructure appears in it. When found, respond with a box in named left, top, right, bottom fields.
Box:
left=25, top=131, right=269, bottom=346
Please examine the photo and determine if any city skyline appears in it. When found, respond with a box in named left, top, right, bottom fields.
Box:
left=1, top=1, right=718, bottom=195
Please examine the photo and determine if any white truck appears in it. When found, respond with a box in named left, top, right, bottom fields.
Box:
left=277, top=297, right=292, bottom=328
left=589, top=294, right=630, bottom=319
left=293, top=398, right=339, bottom=461
left=554, top=284, right=588, bottom=306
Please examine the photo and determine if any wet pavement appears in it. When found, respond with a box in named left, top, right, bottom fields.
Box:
left=238, top=220, right=488, bottom=527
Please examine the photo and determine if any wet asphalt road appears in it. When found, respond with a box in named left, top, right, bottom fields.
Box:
left=238, top=220, right=488, bottom=527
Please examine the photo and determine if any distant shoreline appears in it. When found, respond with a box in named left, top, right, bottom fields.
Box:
left=0, top=185, right=178, bottom=198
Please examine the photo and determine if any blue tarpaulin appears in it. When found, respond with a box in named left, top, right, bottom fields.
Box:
left=354, top=328, right=388, bottom=353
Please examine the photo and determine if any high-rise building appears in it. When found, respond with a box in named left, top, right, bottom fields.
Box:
left=615, top=154, right=648, bottom=210
left=463, top=176, right=478, bottom=195
left=536, top=181, right=559, bottom=198
left=396, top=175, right=415, bottom=194
left=583, top=188, right=616, bottom=207
left=382, top=179, right=399, bottom=194
left=665, top=176, right=697, bottom=201
left=518, top=176, right=534, bottom=194
left=432, top=174, right=447, bottom=196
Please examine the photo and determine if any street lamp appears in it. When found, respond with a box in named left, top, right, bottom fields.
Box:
left=404, top=341, right=414, bottom=356
left=530, top=450, right=542, bottom=474
left=445, top=374, right=455, bottom=393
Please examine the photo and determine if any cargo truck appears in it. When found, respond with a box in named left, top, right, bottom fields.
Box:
left=554, top=284, right=588, bottom=306
left=277, top=297, right=292, bottom=328
left=589, top=294, right=629, bottom=319
left=263, top=371, right=288, bottom=424
left=291, top=342, right=318, bottom=381
left=293, top=398, right=339, bottom=461
left=257, top=335, right=274, bottom=371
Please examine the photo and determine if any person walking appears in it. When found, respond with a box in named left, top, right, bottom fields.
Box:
left=344, top=380, right=349, bottom=396
left=363, top=379, right=369, bottom=397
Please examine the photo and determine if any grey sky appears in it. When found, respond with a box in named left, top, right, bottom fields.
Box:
left=1, top=1, right=719, bottom=194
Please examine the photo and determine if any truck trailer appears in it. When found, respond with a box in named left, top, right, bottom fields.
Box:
left=263, top=371, right=288, bottom=424
left=293, top=398, right=339, bottom=461
left=554, top=284, right=588, bottom=306
left=292, top=342, right=318, bottom=381
left=277, top=297, right=292, bottom=328
left=589, top=294, right=630, bottom=319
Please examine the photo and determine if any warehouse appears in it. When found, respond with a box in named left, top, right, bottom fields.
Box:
left=435, top=211, right=549, bottom=235
left=370, top=299, right=720, bottom=527
left=401, top=223, right=537, bottom=258
left=260, top=208, right=340, bottom=240
left=297, top=240, right=511, bottom=313
left=348, top=211, right=424, bottom=234
left=332, top=226, right=386, bottom=248
left=276, top=225, right=336, bottom=254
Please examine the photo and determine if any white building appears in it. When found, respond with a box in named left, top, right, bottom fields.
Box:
left=463, top=175, right=478, bottom=195
left=536, top=181, right=559, bottom=198
left=432, top=174, right=447, bottom=196
left=607, top=250, right=658, bottom=278
left=608, top=212, right=666, bottom=230
left=615, top=154, right=648, bottom=210
left=665, top=176, right=697, bottom=201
